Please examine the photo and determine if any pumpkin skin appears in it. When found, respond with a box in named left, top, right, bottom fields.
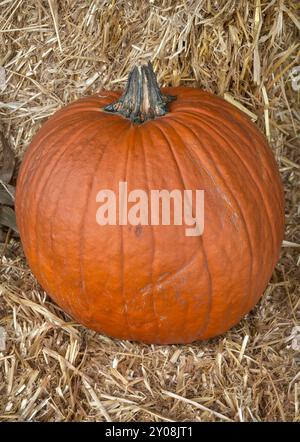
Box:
left=15, top=86, right=285, bottom=344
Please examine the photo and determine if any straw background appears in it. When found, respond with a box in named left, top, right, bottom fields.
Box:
left=0, top=0, right=299, bottom=422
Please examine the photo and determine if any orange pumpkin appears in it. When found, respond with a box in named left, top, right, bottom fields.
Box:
left=15, top=62, right=285, bottom=344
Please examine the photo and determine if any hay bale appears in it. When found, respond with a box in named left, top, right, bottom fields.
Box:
left=0, top=0, right=299, bottom=422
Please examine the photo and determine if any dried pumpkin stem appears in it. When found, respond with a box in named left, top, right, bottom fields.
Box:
left=104, top=62, right=176, bottom=124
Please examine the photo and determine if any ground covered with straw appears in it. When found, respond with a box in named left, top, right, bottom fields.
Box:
left=0, top=0, right=299, bottom=422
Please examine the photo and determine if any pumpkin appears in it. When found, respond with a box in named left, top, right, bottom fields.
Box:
left=15, top=62, right=285, bottom=344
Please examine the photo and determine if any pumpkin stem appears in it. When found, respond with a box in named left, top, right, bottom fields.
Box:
left=104, top=62, right=176, bottom=124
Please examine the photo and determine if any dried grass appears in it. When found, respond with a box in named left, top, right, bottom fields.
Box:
left=0, top=0, right=299, bottom=422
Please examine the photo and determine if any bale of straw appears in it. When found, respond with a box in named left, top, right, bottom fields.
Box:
left=0, top=0, right=299, bottom=422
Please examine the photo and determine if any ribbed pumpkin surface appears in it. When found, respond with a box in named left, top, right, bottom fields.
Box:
left=15, top=87, right=285, bottom=344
